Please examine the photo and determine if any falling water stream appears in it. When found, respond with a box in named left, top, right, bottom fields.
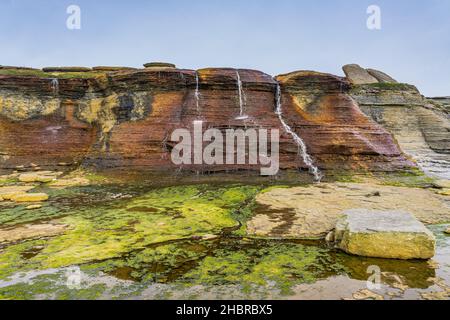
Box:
left=194, top=71, right=201, bottom=117
left=50, top=78, right=59, bottom=95
left=275, top=83, right=322, bottom=182
left=235, top=70, right=249, bottom=120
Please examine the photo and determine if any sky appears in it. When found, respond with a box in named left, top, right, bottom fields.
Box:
left=0, top=0, right=449, bottom=96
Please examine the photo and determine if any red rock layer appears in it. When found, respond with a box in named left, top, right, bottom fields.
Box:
left=0, top=68, right=414, bottom=175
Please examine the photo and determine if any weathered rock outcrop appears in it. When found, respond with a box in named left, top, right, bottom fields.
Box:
left=343, top=64, right=378, bottom=85
left=428, top=96, right=450, bottom=113
left=0, top=65, right=418, bottom=176
left=332, top=210, right=436, bottom=260
left=351, top=81, right=450, bottom=179
left=366, top=69, right=397, bottom=83
left=275, top=71, right=410, bottom=172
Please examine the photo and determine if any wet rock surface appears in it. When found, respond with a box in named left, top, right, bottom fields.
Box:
left=333, top=210, right=436, bottom=260
left=247, top=182, right=450, bottom=239
left=0, top=171, right=448, bottom=300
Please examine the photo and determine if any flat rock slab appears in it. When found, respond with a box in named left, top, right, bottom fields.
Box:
left=334, top=209, right=436, bottom=260
left=0, top=222, right=67, bottom=244
left=247, top=183, right=450, bottom=239
left=0, top=186, right=35, bottom=200
left=10, top=192, right=49, bottom=202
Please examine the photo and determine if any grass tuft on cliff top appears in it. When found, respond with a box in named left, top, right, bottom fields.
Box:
left=0, top=68, right=105, bottom=79
left=357, top=82, right=417, bottom=91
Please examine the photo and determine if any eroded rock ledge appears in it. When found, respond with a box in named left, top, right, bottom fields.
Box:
left=0, top=63, right=446, bottom=176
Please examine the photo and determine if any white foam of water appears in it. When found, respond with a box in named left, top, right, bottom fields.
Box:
left=195, top=71, right=201, bottom=116
left=275, top=83, right=322, bottom=182
left=51, top=78, right=59, bottom=94
left=235, top=70, right=248, bottom=120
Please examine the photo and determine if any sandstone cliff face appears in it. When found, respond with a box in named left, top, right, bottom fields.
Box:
left=275, top=71, right=410, bottom=172
left=352, top=83, right=450, bottom=179
left=0, top=66, right=415, bottom=176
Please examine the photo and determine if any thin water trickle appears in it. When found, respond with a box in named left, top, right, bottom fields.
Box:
left=235, top=70, right=248, bottom=120
left=275, top=83, right=322, bottom=182
left=50, top=78, right=59, bottom=95
left=195, top=71, right=201, bottom=116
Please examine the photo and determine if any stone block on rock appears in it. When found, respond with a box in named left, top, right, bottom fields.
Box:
left=143, top=62, right=176, bottom=69
left=343, top=64, right=379, bottom=85
left=334, top=209, right=435, bottom=260
left=366, top=68, right=397, bottom=83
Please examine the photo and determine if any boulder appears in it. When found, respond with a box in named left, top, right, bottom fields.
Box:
left=343, top=64, right=379, bottom=85
left=334, top=209, right=435, bottom=260
left=42, top=67, right=92, bottom=73
left=367, top=68, right=397, bottom=83
left=143, top=62, right=176, bottom=69
left=10, top=193, right=49, bottom=202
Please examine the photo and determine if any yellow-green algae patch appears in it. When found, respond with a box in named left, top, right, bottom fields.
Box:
left=175, top=241, right=346, bottom=295
left=0, top=184, right=261, bottom=279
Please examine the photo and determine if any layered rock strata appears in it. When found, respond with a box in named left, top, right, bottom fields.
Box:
left=350, top=77, right=450, bottom=179
left=0, top=65, right=417, bottom=175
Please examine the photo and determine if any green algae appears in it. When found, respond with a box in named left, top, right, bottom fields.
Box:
left=83, top=241, right=211, bottom=283
left=0, top=184, right=261, bottom=280
left=0, top=239, right=347, bottom=299
left=375, top=171, right=436, bottom=188
left=0, top=226, right=446, bottom=299
left=0, top=203, right=60, bottom=226
left=179, top=241, right=345, bottom=295
left=2, top=179, right=446, bottom=300
left=0, top=240, right=45, bottom=280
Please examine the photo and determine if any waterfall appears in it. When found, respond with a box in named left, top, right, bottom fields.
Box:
left=275, top=83, right=322, bottom=182
left=194, top=71, right=201, bottom=116
left=235, top=70, right=248, bottom=120
left=51, top=78, right=59, bottom=95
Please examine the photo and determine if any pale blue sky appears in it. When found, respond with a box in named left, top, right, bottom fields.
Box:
left=0, top=0, right=449, bottom=96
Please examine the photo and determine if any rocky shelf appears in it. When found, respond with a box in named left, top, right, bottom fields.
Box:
left=0, top=63, right=448, bottom=179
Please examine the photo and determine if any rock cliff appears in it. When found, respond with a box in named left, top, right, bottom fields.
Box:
left=347, top=68, right=450, bottom=179
left=0, top=64, right=434, bottom=177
